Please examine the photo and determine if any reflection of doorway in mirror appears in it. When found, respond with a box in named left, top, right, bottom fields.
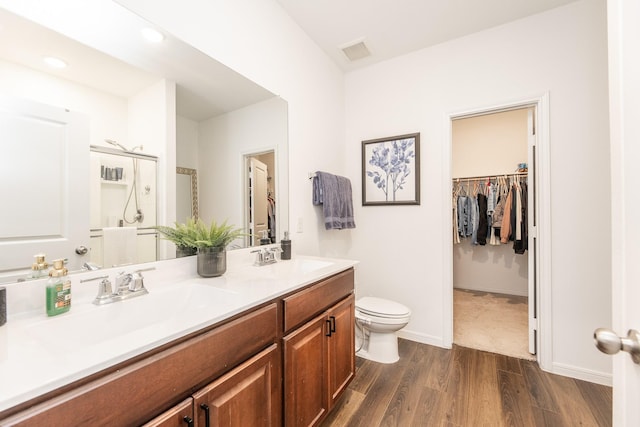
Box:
left=245, top=152, right=275, bottom=247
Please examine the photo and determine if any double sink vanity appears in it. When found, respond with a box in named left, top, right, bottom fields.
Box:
left=0, top=250, right=357, bottom=426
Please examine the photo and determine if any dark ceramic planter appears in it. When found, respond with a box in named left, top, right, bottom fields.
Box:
left=197, top=246, right=227, bottom=277
left=176, top=246, right=197, bottom=258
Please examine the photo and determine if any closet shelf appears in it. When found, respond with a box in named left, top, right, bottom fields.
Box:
left=452, top=171, right=527, bottom=181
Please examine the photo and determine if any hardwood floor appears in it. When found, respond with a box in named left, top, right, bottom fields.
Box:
left=320, top=339, right=612, bottom=427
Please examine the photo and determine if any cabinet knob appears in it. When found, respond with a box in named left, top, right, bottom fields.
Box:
left=182, top=416, right=194, bottom=427
left=326, top=319, right=333, bottom=337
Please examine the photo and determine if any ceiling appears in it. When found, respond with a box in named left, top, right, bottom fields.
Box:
left=275, top=0, right=579, bottom=71
left=0, top=2, right=274, bottom=121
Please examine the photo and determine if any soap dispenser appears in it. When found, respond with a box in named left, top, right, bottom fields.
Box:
left=281, top=231, right=291, bottom=260
left=31, top=253, right=49, bottom=279
left=260, top=230, right=271, bottom=245
left=46, top=259, right=71, bottom=316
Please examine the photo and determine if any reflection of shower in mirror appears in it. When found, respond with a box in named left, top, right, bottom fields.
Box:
left=89, top=145, right=158, bottom=268
left=104, top=139, right=145, bottom=224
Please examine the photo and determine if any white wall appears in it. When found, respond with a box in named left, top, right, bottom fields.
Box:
left=452, top=109, right=528, bottom=177
left=344, top=0, right=611, bottom=382
left=128, top=79, right=176, bottom=259
left=176, top=115, right=199, bottom=170
left=453, top=109, right=529, bottom=296
left=0, top=58, right=128, bottom=148
left=197, top=97, right=287, bottom=242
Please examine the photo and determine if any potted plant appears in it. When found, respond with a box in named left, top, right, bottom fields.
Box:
left=155, top=218, right=198, bottom=258
left=158, top=218, right=245, bottom=277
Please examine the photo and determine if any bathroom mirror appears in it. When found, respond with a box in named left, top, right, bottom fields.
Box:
left=0, top=2, right=288, bottom=282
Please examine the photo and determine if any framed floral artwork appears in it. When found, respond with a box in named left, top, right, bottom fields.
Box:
left=361, top=133, right=420, bottom=206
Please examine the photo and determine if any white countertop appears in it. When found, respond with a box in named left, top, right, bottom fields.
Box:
left=0, top=252, right=357, bottom=414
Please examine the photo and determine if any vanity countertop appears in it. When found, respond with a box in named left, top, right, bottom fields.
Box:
left=0, top=253, right=357, bottom=413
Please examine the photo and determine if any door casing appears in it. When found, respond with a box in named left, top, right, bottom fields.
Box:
left=443, top=93, right=551, bottom=370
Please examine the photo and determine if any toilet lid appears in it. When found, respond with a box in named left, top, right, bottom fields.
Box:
left=356, top=297, right=411, bottom=318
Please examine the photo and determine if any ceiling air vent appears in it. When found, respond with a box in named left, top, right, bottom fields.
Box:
left=340, top=39, right=371, bottom=62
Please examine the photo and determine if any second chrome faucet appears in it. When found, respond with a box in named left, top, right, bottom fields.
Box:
left=251, top=247, right=282, bottom=266
left=81, top=267, right=155, bottom=305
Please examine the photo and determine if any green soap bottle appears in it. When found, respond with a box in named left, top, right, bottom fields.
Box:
left=46, top=259, right=71, bottom=316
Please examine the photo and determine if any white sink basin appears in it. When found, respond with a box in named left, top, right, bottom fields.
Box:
left=267, top=258, right=334, bottom=275
left=22, top=283, right=242, bottom=351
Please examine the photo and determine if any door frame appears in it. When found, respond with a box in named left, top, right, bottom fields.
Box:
left=608, top=0, right=640, bottom=422
left=242, top=148, right=277, bottom=247
left=442, top=93, right=552, bottom=370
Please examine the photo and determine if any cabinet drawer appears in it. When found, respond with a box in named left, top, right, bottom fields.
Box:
left=283, top=269, right=354, bottom=334
left=1, top=303, right=278, bottom=427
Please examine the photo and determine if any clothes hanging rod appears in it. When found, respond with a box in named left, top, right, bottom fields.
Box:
left=452, top=171, right=527, bottom=181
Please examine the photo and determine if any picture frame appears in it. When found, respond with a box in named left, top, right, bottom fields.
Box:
left=361, top=132, right=420, bottom=206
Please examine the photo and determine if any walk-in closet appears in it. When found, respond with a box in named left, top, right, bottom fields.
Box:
left=451, top=107, right=535, bottom=360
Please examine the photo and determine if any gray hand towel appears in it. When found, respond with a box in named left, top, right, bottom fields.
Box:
left=313, top=171, right=356, bottom=230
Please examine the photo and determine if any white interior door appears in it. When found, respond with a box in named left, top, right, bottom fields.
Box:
left=0, top=96, right=89, bottom=274
left=607, top=0, right=640, bottom=424
left=248, top=157, right=268, bottom=246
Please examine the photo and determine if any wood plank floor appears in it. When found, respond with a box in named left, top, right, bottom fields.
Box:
left=320, top=339, right=612, bottom=427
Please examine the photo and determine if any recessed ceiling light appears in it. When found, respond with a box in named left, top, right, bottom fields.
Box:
left=140, top=27, right=164, bottom=43
left=43, top=56, right=67, bottom=69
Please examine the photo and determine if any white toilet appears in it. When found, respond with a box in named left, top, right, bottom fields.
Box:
left=355, top=297, right=411, bottom=364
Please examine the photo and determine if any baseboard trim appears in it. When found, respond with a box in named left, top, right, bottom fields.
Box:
left=454, top=285, right=528, bottom=297
left=550, top=362, right=612, bottom=386
left=397, top=330, right=449, bottom=349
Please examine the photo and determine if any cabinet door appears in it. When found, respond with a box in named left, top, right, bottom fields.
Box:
left=327, top=294, right=355, bottom=406
left=142, top=398, right=194, bottom=427
left=283, top=315, right=328, bottom=427
left=193, top=344, right=280, bottom=427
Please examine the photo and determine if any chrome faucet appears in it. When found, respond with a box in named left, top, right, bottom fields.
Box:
left=251, top=247, right=282, bottom=266
left=81, top=267, right=155, bottom=305
left=82, top=261, right=101, bottom=271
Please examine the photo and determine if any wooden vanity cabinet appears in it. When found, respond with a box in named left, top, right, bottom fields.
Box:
left=0, top=267, right=356, bottom=427
left=282, top=269, right=355, bottom=427
left=327, top=295, right=356, bottom=406
left=142, top=397, right=195, bottom=427
left=0, top=303, right=278, bottom=427
left=193, top=344, right=280, bottom=427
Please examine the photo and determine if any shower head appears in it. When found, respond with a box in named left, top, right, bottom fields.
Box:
left=105, top=139, right=130, bottom=152
left=105, top=139, right=144, bottom=153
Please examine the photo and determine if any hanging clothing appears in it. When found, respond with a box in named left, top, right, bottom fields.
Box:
left=514, top=181, right=528, bottom=254
left=500, top=186, right=514, bottom=244
left=476, top=193, right=488, bottom=246
left=453, top=187, right=461, bottom=244
left=452, top=174, right=527, bottom=254
left=457, top=196, right=472, bottom=237
left=267, top=196, right=276, bottom=243
left=470, top=195, right=479, bottom=245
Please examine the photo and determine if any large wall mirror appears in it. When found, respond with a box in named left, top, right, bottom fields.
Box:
left=0, top=1, right=289, bottom=283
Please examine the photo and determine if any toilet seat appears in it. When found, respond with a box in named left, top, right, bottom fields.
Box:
left=356, top=297, right=411, bottom=319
